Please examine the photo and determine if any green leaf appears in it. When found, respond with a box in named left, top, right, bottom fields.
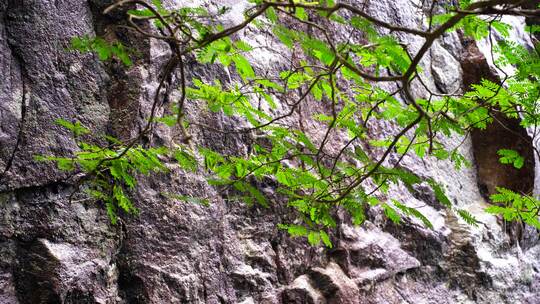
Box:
left=393, top=200, right=433, bottom=229
left=343, top=199, right=366, bottom=225
left=383, top=203, right=401, bottom=224
left=273, top=25, right=295, bottom=48
left=456, top=209, right=479, bottom=226
left=232, top=54, right=255, bottom=80
left=276, top=170, right=293, bottom=186
left=57, top=158, right=75, bottom=171
left=266, top=6, right=278, bottom=23
left=492, top=21, right=511, bottom=38
left=497, top=149, right=525, bottom=169
left=320, top=230, right=333, bottom=248
left=55, top=118, right=89, bottom=137
left=245, top=183, right=268, bottom=207
left=307, top=231, right=321, bottom=246
left=428, top=179, right=452, bottom=208
left=295, top=7, right=308, bottom=21
left=174, top=149, right=198, bottom=172
left=106, top=200, right=118, bottom=225
left=279, top=224, right=308, bottom=237
left=113, top=185, right=136, bottom=214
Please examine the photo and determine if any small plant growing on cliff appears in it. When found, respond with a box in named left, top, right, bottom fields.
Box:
left=42, top=0, right=540, bottom=246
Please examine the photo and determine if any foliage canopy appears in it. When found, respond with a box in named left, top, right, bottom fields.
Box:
left=41, top=0, right=540, bottom=246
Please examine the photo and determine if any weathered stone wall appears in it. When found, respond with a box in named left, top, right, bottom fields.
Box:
left=1, top=1, right=540, bottom=303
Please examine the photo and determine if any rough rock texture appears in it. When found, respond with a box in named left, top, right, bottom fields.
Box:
left=1, top=0, right=540, bottom=303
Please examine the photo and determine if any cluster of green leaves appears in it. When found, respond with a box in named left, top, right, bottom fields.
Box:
left=494, top=41, right=540, bottom=129
left=497, top=149, right=524, bottom=169
left=38, top=119, right=180, bottom=223
left=432, top=13, right=510, bottom=41
left=152, top=1, right=485, bottom=245
left=71, top=36, right=133, bottom=66
left=476, top=24, right=540, bottom=229
left=50, top=0, right=540, bottom=245
left=487, top=188, right=540, bottom=229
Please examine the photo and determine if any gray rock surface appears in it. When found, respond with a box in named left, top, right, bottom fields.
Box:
left=1, top=0, right=540, bottom=303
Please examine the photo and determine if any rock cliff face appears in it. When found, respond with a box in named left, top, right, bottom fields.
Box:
left=1, top=0, right=540, bottom=303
